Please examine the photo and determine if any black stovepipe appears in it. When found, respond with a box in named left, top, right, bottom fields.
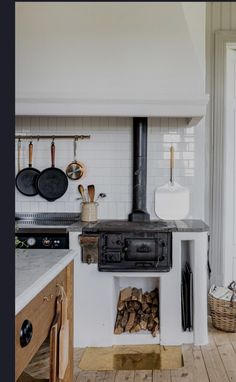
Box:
left=128, top=117, right=150, bottom=222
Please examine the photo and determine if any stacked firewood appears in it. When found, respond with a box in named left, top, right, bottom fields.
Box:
left=114, top=287, right=159, bottom=337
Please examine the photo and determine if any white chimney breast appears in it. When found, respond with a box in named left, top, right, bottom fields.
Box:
left=16, top=3, right=208, bottom=119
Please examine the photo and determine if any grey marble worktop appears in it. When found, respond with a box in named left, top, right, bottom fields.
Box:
left=15, top=249, right=77, bottom=315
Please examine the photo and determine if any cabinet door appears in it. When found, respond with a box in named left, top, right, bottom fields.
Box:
left=15, top=262, right=73, bottom=382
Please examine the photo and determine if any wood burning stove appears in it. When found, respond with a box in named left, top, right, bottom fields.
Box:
left=98, top=231, right=172, bottom=272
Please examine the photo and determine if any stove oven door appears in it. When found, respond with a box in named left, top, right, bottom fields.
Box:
left=124, top=239, right=157, bottom=261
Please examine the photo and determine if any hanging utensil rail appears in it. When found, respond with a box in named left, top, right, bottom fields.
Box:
left=15, top=134, right=90, bottom=140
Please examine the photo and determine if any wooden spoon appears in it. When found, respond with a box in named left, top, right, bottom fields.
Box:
left=78, top=184, right=86, bottom=202
left=87, top=184, right=95, bottom=202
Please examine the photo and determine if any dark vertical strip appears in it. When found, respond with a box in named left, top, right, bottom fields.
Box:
left=0, top=0, right=15, bottom=381
left=128, top=117, right=150, bottom=222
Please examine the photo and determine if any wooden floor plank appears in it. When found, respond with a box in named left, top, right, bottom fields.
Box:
left=231, top=341, right=236, bottom=353
left=171, top=345, right=193, bottom=382
left=95, top=372, right=107, bottom=382
left=192, top=348, right=209, bottom=382
left=212, top=331, right=230, bottom=346
left=134, top=370, right=153, bottom=382
left=76, top=371, right=96, bottom=382
left=227, top=332, right=236, bottom=342
left=152, top=370, right=171, bottom=382
left=115, top=370, right=135, bottom=382
left=75, top=371, right=107, bottom=382
left=103, top=371, right=116, bottom=382
left=228, top=332, right=236, bottom=353
left=218, top=343, right=236, bottom=382
left=201, top=337, right=229, bottom=382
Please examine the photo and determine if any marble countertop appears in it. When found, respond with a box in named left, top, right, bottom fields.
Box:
left=15, top=249, right=78, bottom=315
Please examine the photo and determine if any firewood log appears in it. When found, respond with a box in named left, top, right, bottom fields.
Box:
left=114, top=325, right=124, bottom=334
left=142, top=294, right=147, bottom=304
left=145, top=293, right=153, bottom=304
left=134, top=324, right=141, bottom=332
left=117, top=301, right=125, bottom=311
left=152, top=297, right=158, bottom=306
left=140, top=320, right=148, bottom=330
left=120, top=287, right=132, bottom=302
left=151, top=306, right=158, bottom=314
left=151, top=323, right=159, bottom=337
left=147, top=317, right=155, bottom=331
left=150, top=289, right=158, bottom=299
left=131, top=287, right=143, bottom=303
left=125, top=312, right=136, bottom=332
left=133, top=301, right=141, bottom=311
left=142, top=303, right=149, bottom=312
left=121, top=310, right=129, bottom=328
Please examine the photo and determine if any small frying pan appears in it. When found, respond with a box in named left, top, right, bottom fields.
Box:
left=37, top=141, right=68, bottom=201
left=66, top=139, right=85, bottom=180
left=15, top=141, right=40, bottom=196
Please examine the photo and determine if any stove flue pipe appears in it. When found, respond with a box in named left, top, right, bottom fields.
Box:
left=128, top=117, right=150, bottom=222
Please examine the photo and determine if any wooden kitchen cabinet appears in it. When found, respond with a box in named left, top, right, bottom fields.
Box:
left=15, top=262, right=74, bottom=382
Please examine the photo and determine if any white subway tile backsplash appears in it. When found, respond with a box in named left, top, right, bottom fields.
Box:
left=15, top=116, right=205, bottom=220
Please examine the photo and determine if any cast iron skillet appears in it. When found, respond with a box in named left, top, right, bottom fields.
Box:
left=37, top=141, right=68, bottom=201
left=15, top=141, right=40, bottom=196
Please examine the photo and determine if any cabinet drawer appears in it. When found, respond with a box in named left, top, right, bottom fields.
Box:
left=15, top=268, right=67, bottom=380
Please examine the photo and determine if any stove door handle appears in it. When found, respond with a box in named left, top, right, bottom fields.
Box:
left=135, top=262, right=153, bottom=267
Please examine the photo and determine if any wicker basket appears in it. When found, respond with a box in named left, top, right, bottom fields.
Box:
left=208, top=292, right=236, bottom=332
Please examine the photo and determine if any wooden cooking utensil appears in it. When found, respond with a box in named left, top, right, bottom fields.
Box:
left=58, top=286, right=69, bottom=379
left=78, top=184, right=86, bottom=202
left=154, top=145, right=190, bottom=219
left=49, top=295, right=62, bottom=382
left=88, top=184, right=95, bottom=202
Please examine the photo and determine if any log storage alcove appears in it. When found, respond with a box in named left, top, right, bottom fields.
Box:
left=114, top=287, right=159, bottom=337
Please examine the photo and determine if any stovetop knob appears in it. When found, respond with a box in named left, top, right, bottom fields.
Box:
left=42, top=237, right=52, bottom=247
left=27, top=237, right=36, bottom=247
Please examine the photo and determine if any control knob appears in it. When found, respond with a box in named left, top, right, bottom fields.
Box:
left=20, top=320, right=33, bottom=348
left=26, top=237, right=36, bottom=247
left=42, top=237, right=52, bottom=247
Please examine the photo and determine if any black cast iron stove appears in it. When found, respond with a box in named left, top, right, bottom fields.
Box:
left=81, top=118, right=173, bottom=272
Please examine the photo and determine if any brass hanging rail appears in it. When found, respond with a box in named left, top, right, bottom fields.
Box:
left=15, top=134, right=90, bottom=141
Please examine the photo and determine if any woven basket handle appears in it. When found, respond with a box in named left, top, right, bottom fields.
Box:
left=228, top=281, right=236, bottom=302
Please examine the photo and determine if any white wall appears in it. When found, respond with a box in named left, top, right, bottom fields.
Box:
left=15, top=2, right=205, bottom=101
left=15, top=116, right=205, bottom=220
left=205, top=2, right=236, bottom=284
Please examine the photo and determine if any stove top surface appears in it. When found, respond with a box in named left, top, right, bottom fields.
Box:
left=83, top=219, right=177, bottom=233
left=15, top=212, right=81, bottom=233
left=16, top=220, right=76, bottom=227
